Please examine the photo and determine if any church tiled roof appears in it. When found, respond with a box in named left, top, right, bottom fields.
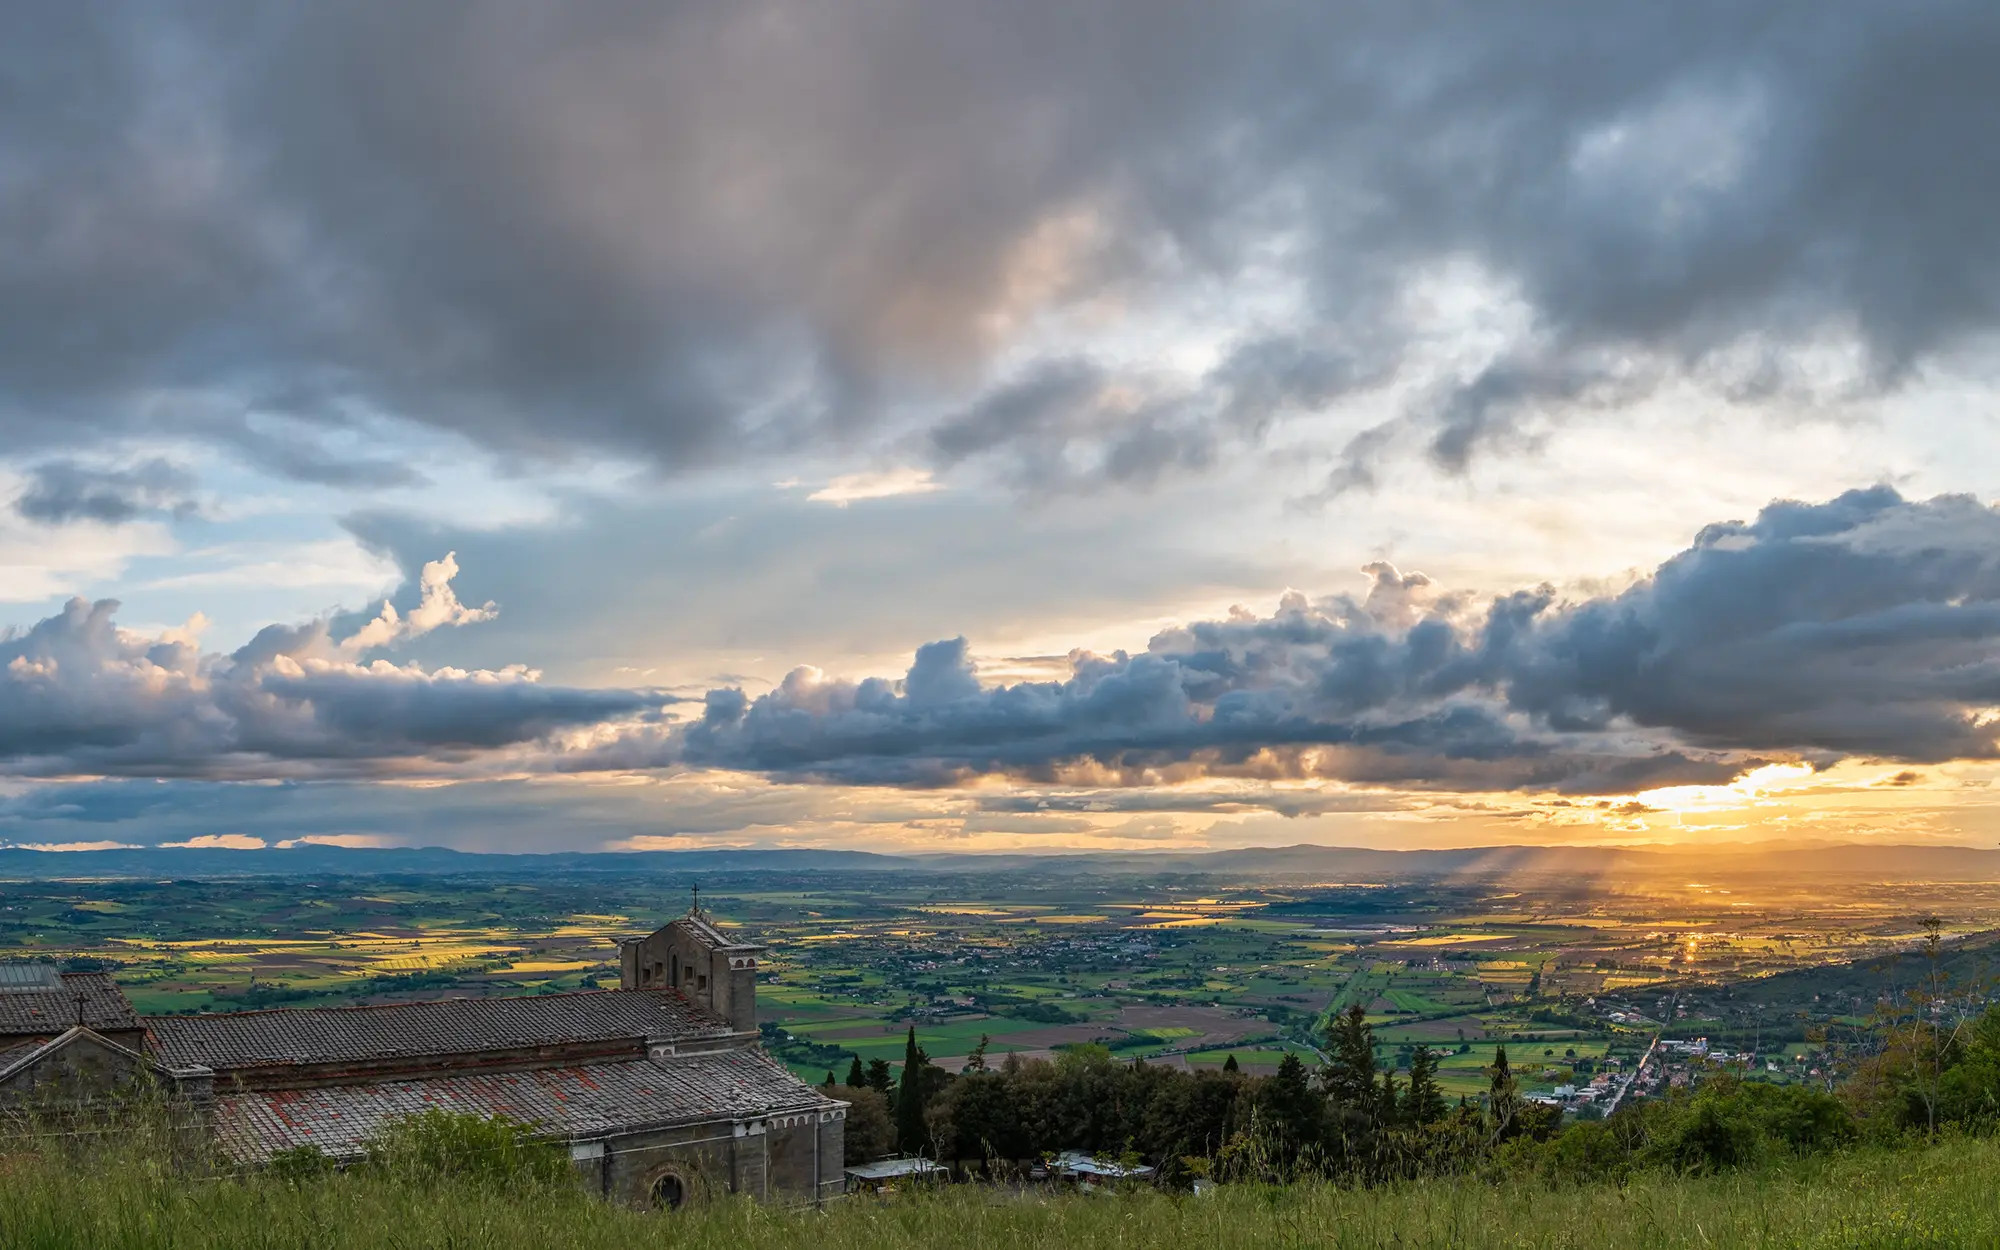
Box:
left=145, top=988, right=739, bottom=1072
left=0, top=971, right=140, bottom=1038
left=213, top=1047, right=844, bottom=1162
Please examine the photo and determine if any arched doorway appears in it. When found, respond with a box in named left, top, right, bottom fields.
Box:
left=650, top=1172, right=686, bottom=1211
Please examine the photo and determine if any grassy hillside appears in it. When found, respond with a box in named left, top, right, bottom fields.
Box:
left=2, top=1138, right=1995, bottom=1250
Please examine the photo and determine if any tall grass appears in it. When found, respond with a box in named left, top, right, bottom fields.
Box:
left=1, top=1137, right=1995, bottom=1249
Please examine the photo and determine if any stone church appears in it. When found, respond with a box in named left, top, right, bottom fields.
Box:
left=0, top=910, right=846, bottom=1207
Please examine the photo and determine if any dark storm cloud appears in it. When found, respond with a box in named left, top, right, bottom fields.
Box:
left=0, top=558, right=660, bottom=778
left=218, top=421, right=427, bottom=489
left=12, top=458, right=198, bottom=524
left=5, top=4, right=2000, bottom=485
left=646, top=490, right=2000, bottom=792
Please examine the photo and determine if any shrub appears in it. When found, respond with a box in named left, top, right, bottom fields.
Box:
left=361, top=1109, right=572, bottom=1192
left=267, top=1144, right=336, bottom=1183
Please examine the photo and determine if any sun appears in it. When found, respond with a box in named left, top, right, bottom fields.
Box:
left=1633, top=762, right=1819, bottom=816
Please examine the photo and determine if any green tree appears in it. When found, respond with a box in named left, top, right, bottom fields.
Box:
left=1324, top=1004, right=1378, bottom=1109
left=1487, top=1044, right=1522, bottom=1140
left=866, top=1058, right=893, bottom=1093
left=846, top=1056, right=866, bottom=1088
left=1222, top=1054, right=1239, bottom=1074
left=1405, top=1045, right=1447, bottom=1126
left=839, top=1086, right=895, bottom=1164
left=1377, top=1067, right=1400, bottom=1126
left=896, top=1026, right=933, bottom=1154
left=1940, top=1006, right=2000, bottom=1124
left=1255, top=1052, right=1326, bottom=1159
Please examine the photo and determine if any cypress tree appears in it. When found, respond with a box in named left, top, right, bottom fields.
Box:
left=895, top=1026, right=930, bottom=1154
left=846, top=1056, right=867, bottom=1088
left=1405, top=1045, right=1446, bottom=1125
left=1223, top=1053, right=1240, bottom=1073
left=866, top=1058, right=893, bottom=1092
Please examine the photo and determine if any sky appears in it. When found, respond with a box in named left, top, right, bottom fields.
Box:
left=7, top=2, right=2000, bottom=855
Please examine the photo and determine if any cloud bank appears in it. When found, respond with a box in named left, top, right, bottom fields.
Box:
left=664, top=489, right=2000, bottom=792
left=6, top=490, right=2000, bottom=799
left=0, top=553, right=654, bottom=778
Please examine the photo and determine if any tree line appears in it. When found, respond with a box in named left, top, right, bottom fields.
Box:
left=824, top=997, right=2000, bottom=1184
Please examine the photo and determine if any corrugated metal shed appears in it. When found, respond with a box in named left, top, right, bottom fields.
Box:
left=214, top=1047, right=841, bottom=1161
left=146, top=988, right=735, bottom=1071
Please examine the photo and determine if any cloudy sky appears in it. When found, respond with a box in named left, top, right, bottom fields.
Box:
left=7, top=2, right=2000, bottom=855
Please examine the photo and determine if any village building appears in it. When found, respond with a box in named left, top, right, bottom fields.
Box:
left=0, top=909, right=846, bottom=1208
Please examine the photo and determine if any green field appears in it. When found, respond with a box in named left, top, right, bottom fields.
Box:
left=6, top=1136, right=2000, bottom=1250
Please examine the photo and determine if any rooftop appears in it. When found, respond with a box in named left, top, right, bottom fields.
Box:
left=1054, top=1150, right=1156, bottom=1179
left=213, top=1047, right=842, bottom=1162
left=0, top=971, right=140, bottom=1038
left=145, top=987, right=739, bottom=1072
left=624, top=912, right=764, bottom=953
left=845, top=1157, right=949, bottom=1180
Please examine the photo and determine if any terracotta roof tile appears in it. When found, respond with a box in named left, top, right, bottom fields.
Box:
left=145, top=988, right=735, bottom=1071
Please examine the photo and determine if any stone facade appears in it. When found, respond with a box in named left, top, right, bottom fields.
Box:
left=618, top=912, right=762, bottom=1034
left=0, top=1027, right=173, bottom=1104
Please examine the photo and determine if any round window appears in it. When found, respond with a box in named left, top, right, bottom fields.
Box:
left=650, top=1173, right=686, bottom=1211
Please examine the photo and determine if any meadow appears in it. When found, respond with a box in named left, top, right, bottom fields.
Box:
left=7, top=863, right=1998, bottom=1101
left=1, top=1135, right=1995, bottom=1250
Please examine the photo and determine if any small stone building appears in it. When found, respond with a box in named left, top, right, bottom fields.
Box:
left=0, top=965, right=146, bottom=1051
left=0, top=911, right=846, bottom=1208
left=0, top=965, right=185, bottom=1108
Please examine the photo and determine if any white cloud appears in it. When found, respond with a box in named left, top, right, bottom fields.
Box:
left=0, top=553, right=654, bottom=780
left=807, top=468, right=944, bottom=506
left=160, top=833, right=267, bottom=849
left=339, top=551, right=498, bottom=654
left=275, top=833, right=391, bottom=848
left=142, top=539, right=401, bottom=595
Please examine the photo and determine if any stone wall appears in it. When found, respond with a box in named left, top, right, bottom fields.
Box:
left=576, top=1106, right=845, bottom=1209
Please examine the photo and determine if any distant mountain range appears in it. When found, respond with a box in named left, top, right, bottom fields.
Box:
left=4, top=840, right=2000, bottom=880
